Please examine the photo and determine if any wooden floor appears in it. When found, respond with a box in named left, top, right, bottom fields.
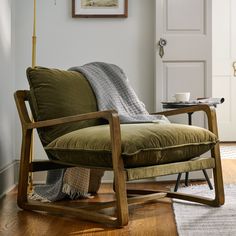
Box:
left=1, top=159, right=236, bottom=236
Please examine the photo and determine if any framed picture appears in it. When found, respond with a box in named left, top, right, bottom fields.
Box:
left=72, top=0, right=128, bottom=18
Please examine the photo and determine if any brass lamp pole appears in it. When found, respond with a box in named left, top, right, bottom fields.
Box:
left=32, top=0, right=37, bottom=68
left=29, top=0, right=56, bottom=190
left=29, top=0, right=37, bottom=191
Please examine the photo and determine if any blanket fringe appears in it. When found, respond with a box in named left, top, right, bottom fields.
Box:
left=62, top=183, right=93, bottom=199
left=28, top=192, right=51, bottom=203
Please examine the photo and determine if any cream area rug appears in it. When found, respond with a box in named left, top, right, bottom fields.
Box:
left=173, top=184, right=236, bottom=236
left=220, top=145, right=236, bottom=159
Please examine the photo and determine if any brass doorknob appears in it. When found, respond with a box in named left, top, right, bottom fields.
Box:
left=158, top=38, right=167, bottom=58
left=233, top=62, right=236, bottom=76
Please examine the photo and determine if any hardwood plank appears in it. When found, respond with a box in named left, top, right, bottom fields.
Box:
left=0, top=183, right=177, bottom=236
left=221, top=159, right=236, bottom=184
left=1, top=160, right=235, bottom=236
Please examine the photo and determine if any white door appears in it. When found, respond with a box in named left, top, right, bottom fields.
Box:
left=212, top=0, right=236, bottom=141
left=155, top=0, right=212, bottom=127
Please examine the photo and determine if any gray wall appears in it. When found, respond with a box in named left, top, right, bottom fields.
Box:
left=14, top=0, right=156, bottom=160
left=0, top=0, right=16, bottom=196
left=0, top=0, right=156, bottom=189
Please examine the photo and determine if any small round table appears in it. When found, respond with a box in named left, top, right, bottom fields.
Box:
left=162, top=101, right=218, bottom=192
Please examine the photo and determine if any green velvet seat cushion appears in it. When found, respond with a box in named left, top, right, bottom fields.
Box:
left=45, top=123, right=218, bottom=168
left=26, top=67, right=103, bottom=146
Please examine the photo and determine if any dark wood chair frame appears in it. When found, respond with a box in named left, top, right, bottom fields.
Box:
left=14, top=90, right=225, bottom=227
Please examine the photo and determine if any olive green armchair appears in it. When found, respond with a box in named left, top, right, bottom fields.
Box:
left=14, top=67, right=224, bottom=227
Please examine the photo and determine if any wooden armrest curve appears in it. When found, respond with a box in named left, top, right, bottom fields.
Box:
left=153, top=104, right=218, bottom=137
left=14, top=90, right=119, bottom=130
left=27, top=110, right=119, bottom=130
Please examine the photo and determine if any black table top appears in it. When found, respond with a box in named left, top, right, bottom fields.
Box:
left=162, top=101, right=218, bottom=109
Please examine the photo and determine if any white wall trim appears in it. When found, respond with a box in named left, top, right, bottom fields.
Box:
left=0, top=160, right=19, bottom=199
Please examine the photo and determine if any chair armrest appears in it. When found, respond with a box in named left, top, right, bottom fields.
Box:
left=14, top=90, right=120, bottom=130
left=26, top=110, right=119, bottom=130
left=26, top=110, right=122, bottom=171
left=153, top=104, right=219, bottom=137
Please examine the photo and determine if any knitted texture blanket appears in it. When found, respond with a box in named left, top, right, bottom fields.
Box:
left=70, top=62, right=168, bottom=123
left=32, top=62, right=168, bottom=202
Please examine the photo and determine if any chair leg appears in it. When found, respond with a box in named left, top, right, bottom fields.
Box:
left=185, top=172, right=189, bottom=186
left=113, top=165, right=129, bottom=226
left=174, top=173, right=182, bottom=192
left=202, top=169, right=213, bottom=190
left=212, top=143, right=225, bottom=206
left=17, top=130, right=32, bottom=208
left=166, top=144, right=225, bottom=207
left=109, top=115, right=129, bottom=227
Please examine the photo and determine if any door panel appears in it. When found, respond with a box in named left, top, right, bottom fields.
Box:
left=164, top=61, right=205, bottom=101
left=155, top=0, right=212, bottom=129
left=212, top=0, right=236, bottom=141
left=163, top=61, right=205, bottom=126
left=165, top=0, right=205, bottom=34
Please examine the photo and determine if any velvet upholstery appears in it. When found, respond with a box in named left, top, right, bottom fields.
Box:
left=26, top=67, right=103, bottom=146
left=27, top=66, right=218, bottom=169
left=45, top=123, right=218, bottom=168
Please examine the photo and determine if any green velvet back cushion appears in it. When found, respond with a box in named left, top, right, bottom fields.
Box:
left=27, top=67, right=102, bottom=146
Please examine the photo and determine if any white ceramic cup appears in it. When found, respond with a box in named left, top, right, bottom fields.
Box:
left=174, top=92, right=190, bottom=102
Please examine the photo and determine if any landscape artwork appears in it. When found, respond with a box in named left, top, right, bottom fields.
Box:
left=81, top=0, right=119, bottom=8
left=72, top=0, right=127, bottom=18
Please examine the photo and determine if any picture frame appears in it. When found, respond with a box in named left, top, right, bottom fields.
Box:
left=72, top=0, right=128, bottom=18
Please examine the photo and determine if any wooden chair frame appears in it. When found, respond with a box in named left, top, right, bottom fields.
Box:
left=14, top=90, right=225, bottom=227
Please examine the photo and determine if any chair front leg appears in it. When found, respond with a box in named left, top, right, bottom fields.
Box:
left=212, top=143, right=225, bottom=206
left=109, top=113, right=129, bottom=227
left=17, top=129, right=32, bottom=208
left=207, top=107, right=224, bottom=206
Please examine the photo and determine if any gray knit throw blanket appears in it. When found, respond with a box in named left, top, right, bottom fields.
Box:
left=70, top=62, right=168, bottom=123
left=31, top=62, right=169, bottom=202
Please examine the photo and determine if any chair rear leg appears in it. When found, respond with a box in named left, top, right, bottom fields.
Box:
left=162, top=144, right=224, bottom=207
left=168, top=143, right=225, bottom=207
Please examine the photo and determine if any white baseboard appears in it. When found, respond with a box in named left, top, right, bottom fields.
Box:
left=0, top=161, right=19, bottom=199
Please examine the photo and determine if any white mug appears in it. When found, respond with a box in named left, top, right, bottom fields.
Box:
left=174, top=92, right=190, bottom=102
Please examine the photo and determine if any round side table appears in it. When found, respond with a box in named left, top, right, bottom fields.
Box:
left=162, top=101, right=217, bottom=192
